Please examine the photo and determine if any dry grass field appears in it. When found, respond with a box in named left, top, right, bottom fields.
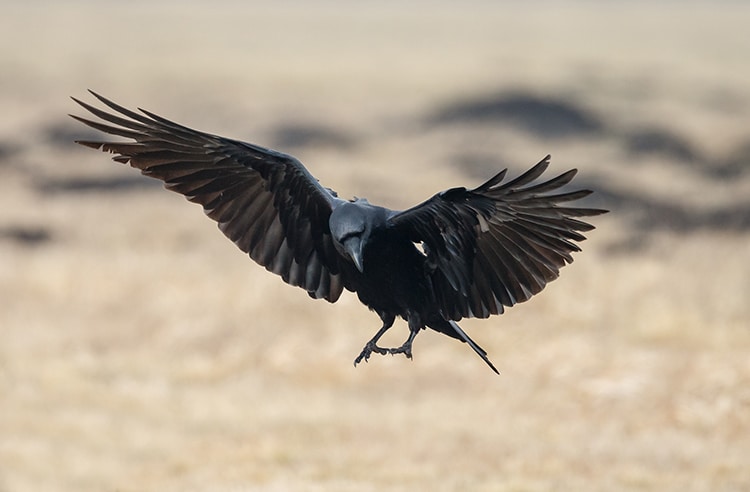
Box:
left=1, top=2, right=749, bottom=491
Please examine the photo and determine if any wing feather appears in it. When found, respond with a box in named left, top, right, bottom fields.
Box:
left=388, top=155, right=607, bottom=320
left=71, top=91, right=348, bottom=302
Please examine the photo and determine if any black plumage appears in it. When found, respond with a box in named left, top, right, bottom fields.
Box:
left=71, top=91, right=607, bottom=373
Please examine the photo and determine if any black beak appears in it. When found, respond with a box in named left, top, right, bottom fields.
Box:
left=344, top=236, right=364, bottom=273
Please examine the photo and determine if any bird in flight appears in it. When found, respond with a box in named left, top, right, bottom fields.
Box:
left=71, top=91, right=607, bottom=373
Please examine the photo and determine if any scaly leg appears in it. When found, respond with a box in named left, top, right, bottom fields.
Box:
left=386, top=314, right=422, bottom=360
left=353, top=312, right=396, bottom=366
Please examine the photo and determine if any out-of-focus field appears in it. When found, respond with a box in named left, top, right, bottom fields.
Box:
left=1, top=2, right=749, bottom=491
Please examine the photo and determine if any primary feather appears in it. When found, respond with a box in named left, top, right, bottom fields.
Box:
left=72, top=91, right=346, bottom=302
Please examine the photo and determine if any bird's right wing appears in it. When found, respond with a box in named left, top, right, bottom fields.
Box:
left=71, top=91, right=348, bottom=302
left=387, top=155, right=607, bottom=320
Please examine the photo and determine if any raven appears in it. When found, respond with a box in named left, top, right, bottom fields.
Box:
left=71, top=91, right=607, bottom=373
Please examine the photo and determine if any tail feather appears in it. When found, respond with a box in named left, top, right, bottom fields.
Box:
left=432, top=319, right=498, bottom=374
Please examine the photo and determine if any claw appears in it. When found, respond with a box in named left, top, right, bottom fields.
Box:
left=353, top=313, right=420, bottom=367
left=388, top=343, right=413, bottom=360
left=353, top=340, right=389, bottom=366
left=354, top=314, right=396, bottom=367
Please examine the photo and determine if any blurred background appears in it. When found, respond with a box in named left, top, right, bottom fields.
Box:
left=1, top=2, right=749, bottom=491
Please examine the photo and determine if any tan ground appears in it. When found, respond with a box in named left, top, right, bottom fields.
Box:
left=1, top=2, right=749, bottom=491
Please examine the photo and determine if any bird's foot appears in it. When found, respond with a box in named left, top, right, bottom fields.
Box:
left=353, top=341, right=389, bottom=366
left=387, top=342, right=413, bottom=360
left=353, top=324, right=418, bottom=367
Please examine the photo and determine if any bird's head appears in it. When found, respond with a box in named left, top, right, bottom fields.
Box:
left=329, top=200, right=383, bottom=273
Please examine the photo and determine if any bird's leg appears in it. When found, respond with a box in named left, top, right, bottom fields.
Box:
left=354, top=313, right=395, bottom=366
left=387, top=314, right=422, bottom=360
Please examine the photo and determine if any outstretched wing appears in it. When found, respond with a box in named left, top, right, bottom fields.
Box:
left=387, top=155, right=607, bottom=320
left=71, top=91, right=347, bottom=302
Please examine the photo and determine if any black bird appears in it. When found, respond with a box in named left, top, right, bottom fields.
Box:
left=71, top=91, right=607, bottom=373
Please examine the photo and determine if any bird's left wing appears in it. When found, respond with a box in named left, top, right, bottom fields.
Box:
left=71, top=91, right=348, bottom=302
left=387, top=155, right=607, bottom=321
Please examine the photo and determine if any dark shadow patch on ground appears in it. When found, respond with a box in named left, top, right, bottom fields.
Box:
left=621, top=128, right=750, bottom=179
left=426, top=92, right=605, bottom=138
left=43, top=121, right=100, bottom=148
left=622, top=127, right=703, bottom=164
left=269, top=123, right=357, bottom=151
left=0, top=141, right=22, bottom=164
left=590, top=185, right=750, bottom=253
left=0, top=225, right=52, bottom=246
left=36, top=175, right=160, bottom=194
left=600, top=187, right=750, bottom=232
left=714, top=139, right=750, bottom=179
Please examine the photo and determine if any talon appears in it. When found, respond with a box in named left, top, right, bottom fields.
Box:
left=353, top=314, right=419, bottom=367
left=387, top=343, right=413, bottom=360
left=354, top=341, right=388, bottom=367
